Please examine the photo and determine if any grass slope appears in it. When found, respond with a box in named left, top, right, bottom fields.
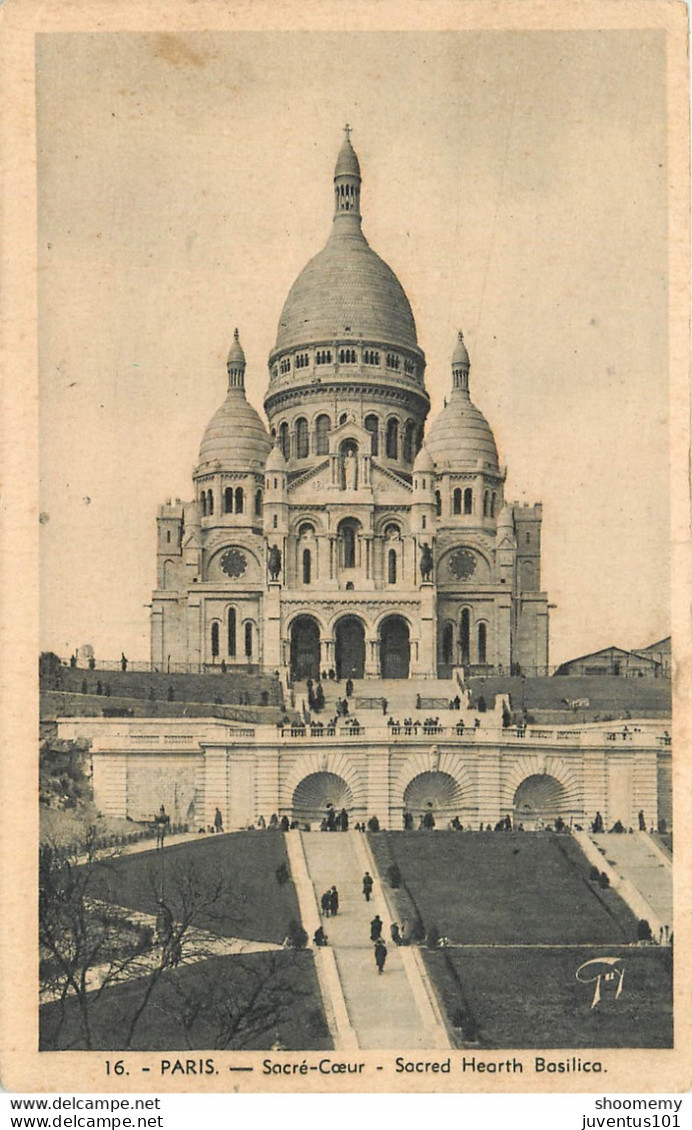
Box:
left=371, top=832, right=637, bottom=944
left=425, top=946, right=673, bottom=1048
left=86, top=832, right=301, bottom=943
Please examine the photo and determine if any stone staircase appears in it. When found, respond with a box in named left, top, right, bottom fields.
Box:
left=577, top=831, right=673, bottom=937
left=294, top=677, right=464, bottom=722
left=295, top=831, right=448, bottom=1048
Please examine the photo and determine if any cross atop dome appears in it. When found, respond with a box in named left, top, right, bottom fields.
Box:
left=334, top=127, right=361, bottom=219
left=343, top=123, right=352, bottom=141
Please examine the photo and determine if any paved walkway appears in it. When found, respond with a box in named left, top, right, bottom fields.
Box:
left=590, top=832, right=673, bottom=929
left=299, top=831, right=449, bottom=1048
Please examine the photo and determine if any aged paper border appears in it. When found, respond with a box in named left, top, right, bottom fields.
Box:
left=1, top=0, right=690, bottom=1095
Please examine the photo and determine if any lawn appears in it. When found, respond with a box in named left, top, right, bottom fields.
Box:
left=370, top=831, right=638, bottom=944
left=85, top=832, right=301, bottom=943
left=40, top=951, right=331, bottom=1051
left=424, top=945, right=673, bottom=1048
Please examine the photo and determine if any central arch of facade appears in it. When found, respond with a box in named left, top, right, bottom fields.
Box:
left=379, top=614, right=410, bottom=679
left=335, top=614, right=366, bottom=680
left=292, top=772, right=354, bottom=824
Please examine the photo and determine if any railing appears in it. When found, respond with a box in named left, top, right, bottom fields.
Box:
left=270, top=722, right=670, bottom=747
left=49, top=656, right=282, bottom=677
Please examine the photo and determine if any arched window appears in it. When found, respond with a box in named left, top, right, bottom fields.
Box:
left=460, top=608, right=471, bottom=665
left=272, top=514, right=278, bottom=529
left=464, top=488, right=473, bottom=515
left=435, top=490, right=442, bottom=517
left=295, top=417, right=309, bottom=459
left=235, top=487, right=244, bottom=514
left=453, top=488, right=462, bottom=515
left=279, top=422, right=289, bottom=459
left=478, top=622, right=487, bottom=665
left=483, top=490, right=489, bottom=517
left=244, top=622, right=253, bottom=658
left=228, top=608, right=236, bottom=657
left=201, top=491, right=207, bottom=517
left=211, top=622, right=220, bottom=658
left=224, top=487, right=233, bottom=514
left=315, top=414, right=331, bottom=456
left=386, top=418, right=399, bottom=460
left=208, top=490, right=214, bottom=516
left=298, top=522, right=314, bottom=538
left=388, top=548, right=397, bottom=584
left=302, top=548, right=312, bottom=585
left=364, top=414, right=379, bottom=455
left=339, top=413, right=348, bottom=426
left=403, top=420, right=415, bottom=463
left=490, top=492, right=497, bottom=518
left=255, top=489, right=262, bottom=516
left=442, top=622, right=454, bottom=666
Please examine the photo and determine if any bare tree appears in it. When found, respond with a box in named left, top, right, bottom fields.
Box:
left=39, top=832, right=241, bottom=1050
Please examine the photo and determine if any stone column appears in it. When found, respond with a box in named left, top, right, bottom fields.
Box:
left=264, top=582, right=282, bottom=671
left=414, top=582, right=436, bottom=676
left=365, top=635, right=378, bottom=677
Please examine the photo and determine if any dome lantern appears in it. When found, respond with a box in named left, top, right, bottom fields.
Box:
left=334, top=123, right=362, bottom=222
left=452, top=330, right=470, bottom=392
left=226, top=327, right=246, bottom=390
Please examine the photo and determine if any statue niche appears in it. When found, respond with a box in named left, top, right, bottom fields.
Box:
left=420, top=542, right=434, bottom=581
left=268, top=544, right=282, bottom=581
left=340, top=441, right=359, bottom=490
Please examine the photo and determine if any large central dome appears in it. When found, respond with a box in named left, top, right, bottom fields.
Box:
left=273, top=136, right=419, bottom=354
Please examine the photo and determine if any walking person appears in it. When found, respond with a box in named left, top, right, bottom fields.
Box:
left=374, top=938, right=387, bottom=974
left=214, top=807, right=224, bottom=834
left=329, top=885, right=339, bottom=916
left=321, top=890, right=332, bottom=917
left=370, top=914, right=383, bottom=942
left=362, top=871, right=374, bottom=902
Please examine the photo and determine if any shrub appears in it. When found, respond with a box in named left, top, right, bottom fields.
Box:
left=367, top=815, right=380, bottom=833
left=275, top=862, right=290, bottom=886
left=598, top=871, right=610, bottom=889
left=285, top=919, right=308, bottom=949
left=589, top=864, right=600, bottom=882
left=425, top=924, right=440, bottom=948
left=387, top=863, right=402, bottom=888
left=637, top=918, right=652, bottom=942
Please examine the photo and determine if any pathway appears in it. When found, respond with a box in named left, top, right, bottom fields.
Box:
left=590, top=832, right=673, bottom=929
left=297, top=831, right=449, bottom=1048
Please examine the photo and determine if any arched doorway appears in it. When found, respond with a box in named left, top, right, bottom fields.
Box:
left=403, top=771, right=464, bottom=824
left=380, top=615, right=410, bottom=679
left=292, top=772, right=353, bottom=824
left=335, top=616, right=365, bottom=680
left=513, top=774, right=568, bottom=830
left=289, top=616, right=321, bottom=681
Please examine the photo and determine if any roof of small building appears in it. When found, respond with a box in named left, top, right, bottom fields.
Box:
left=413, top=444, right=435, bottom=473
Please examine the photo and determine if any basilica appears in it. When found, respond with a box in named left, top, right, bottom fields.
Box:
left=150, top=131, right=550, bottom=682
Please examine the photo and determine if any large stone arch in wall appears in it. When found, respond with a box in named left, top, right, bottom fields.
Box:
left=394, top=750, right=476, bottom=822
left=281, top=750, right=366, bottom=817
left=501, top=754, right=582, bottom=828
left=292, top=772, right=354, bottom=823
left=379, top=614, right=411, bottom=679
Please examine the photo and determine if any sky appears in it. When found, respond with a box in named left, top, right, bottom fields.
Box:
left=36, top=29, right=670, bottom=667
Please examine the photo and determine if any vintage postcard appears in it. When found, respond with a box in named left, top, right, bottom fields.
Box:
left=0, top=0, right=690, bottom=1096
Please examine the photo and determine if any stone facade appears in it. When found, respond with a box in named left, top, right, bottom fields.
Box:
left=150, top=133, right=550, bottom=680
left=57, top=715, right=671, bottom=834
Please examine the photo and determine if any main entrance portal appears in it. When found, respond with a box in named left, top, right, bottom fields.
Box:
left=380, top=615, right=410, bottom=679
left=290, top=616, right=321, bottom=681
left=292, top=772, right=353, bottom=824
left=335, top=616, right=365, bottom=680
